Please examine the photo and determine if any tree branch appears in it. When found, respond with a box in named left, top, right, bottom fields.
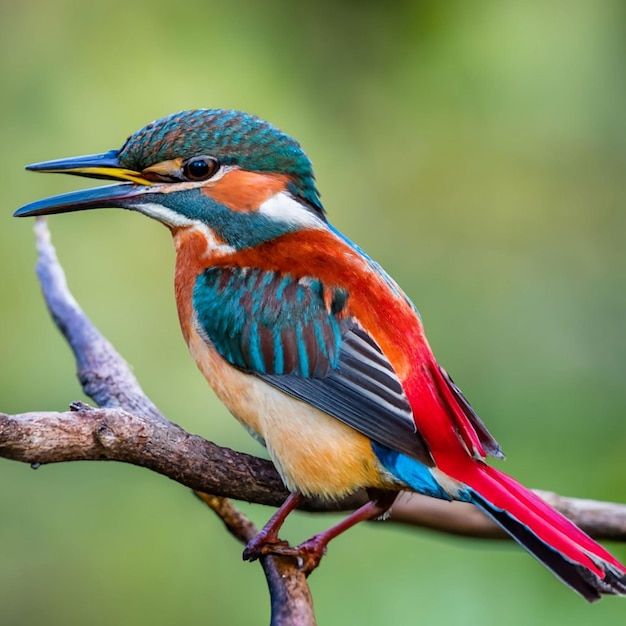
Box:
left=3, top=405, right=626, bottom=541
left=390, top=491, right=626, bottom=541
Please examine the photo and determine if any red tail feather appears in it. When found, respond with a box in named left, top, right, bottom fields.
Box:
left=445, top=461, right=626, bottom=600
left=414, top=358, right=626, bottom=598
left=471, top=464, right=623, bottom=571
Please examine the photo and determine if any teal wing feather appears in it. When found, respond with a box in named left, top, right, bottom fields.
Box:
left=192, top=267, right=432, bottom=464
left=193, top=267, right=349, bottom=377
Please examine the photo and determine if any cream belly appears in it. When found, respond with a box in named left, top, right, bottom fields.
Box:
left=186, top=325, right=396, bottom=499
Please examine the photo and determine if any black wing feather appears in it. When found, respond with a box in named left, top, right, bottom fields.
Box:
left=263, top=326, right=433, bottom=466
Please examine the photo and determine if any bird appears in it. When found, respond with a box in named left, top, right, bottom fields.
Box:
left=14, top=108, right=626, bottom=601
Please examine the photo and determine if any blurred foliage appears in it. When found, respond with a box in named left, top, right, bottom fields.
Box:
left=1, top=0, right=625, bottom=624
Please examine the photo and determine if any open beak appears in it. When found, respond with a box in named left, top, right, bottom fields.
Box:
left=14, top=151, right=155, bottom=217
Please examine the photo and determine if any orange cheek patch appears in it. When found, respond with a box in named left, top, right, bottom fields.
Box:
left=202, top=170, right=290, bottom=212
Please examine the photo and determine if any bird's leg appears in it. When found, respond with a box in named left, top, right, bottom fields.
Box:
left=267, top=489, right=399, bottom=575
left=243, top=492, right=305, bottom=561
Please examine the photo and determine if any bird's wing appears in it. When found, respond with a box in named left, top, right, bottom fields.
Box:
left=193, top=266, right=432, bottom=465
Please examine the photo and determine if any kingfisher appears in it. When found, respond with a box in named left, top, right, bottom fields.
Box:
left=15, top=109, right=626, bottom=601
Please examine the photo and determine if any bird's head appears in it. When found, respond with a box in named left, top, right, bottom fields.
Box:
left=15, top=109, right=325, bottom=249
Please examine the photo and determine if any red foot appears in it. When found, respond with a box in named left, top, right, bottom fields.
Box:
left=243, top=535, right=290, bottom=562
left=244, top=534, right=328, bottom=575
left=242, top=491, right=396, bottom=574
left=271, top=536, right=328, bottom=574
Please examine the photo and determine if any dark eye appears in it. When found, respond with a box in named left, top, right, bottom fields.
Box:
left=182, top=156, right=219, bottom=181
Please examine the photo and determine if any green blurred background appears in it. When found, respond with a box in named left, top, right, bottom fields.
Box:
left=1, top=1, right=625, bottom=624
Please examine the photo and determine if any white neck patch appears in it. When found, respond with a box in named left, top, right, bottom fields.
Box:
left=257, top=191, right=324, bottom=230
left=129, top=201, right=197, bottom=227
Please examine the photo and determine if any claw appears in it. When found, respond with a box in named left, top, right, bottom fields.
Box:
left=292, top=537, right=327, bottom=574
left=243, top=536, right=290, bottom=562
left=242, top=533, right=328, bottom=574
